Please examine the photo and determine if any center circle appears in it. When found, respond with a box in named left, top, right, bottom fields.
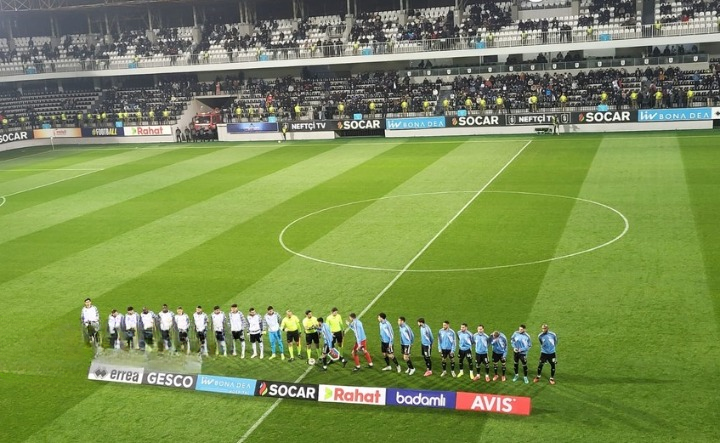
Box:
left=279, top=191, right=629, bottom=272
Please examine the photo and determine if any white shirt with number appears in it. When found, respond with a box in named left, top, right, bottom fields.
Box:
left=229, top=311, right=245, bottom=332
left=108, top=314, right=123, bottom=333
left=125, top=313, right=138, bottom=330
left=140, top=312, right=155, bottom=330
left=264, top=313, right=280, bottom=333
left=81, top=306, right=99, bottom=323
left=247, top=314, right=262, bottom=335
left=211, top=312, right=226, bottom=332
left=158, top=311, right=174, bottom=331
left=175, top=313, right=190, bottom=331
left=193, top=312, right=208, bottom=332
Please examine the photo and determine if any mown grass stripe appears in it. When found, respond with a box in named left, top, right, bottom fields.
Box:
left=0, top=141, right=399, bottom=377
left=512, top=135, right=720, bottom=441
left=0, top=145, right=329, bottom=286
left=20, top=140, right=464, bottom=443
left=0, top=147, right=176, bottom=200
left=0, top=148, right=135, bottom=184
left=0, top=147, right=269, bottom=238
left=680, top=139, right=720, bottom=328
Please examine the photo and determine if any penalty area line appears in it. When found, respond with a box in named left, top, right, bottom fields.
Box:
left=236, top=139, right=532, bottom=443
left=0, top=169, right=105, bottom=209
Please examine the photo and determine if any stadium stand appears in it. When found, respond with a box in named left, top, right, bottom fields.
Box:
left=0, top=0, right=718, bottom=76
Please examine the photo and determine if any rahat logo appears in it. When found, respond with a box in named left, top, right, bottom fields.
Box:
left=318, top=384, right=386, bottom=405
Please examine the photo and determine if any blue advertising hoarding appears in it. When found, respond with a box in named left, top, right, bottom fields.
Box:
left=638, top=107, right=713, bottom=122
left=195, top=375, right=257, bottom=396
left=385, top=116, right=446, bottom=130
left=227, top=122, right=279, bottom=133
left=386, top=388, right=456, bottom=409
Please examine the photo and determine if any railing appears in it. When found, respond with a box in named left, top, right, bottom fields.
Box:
left=1, top=23, right=718, bottom=78
left=408, top=54, right=710, bottom=77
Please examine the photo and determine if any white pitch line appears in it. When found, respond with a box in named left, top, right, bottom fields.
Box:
left=0, top=168, right=104, bottom=172
left=236, top=139, right=532, bottom=443
left=0, top=169, right=105, bottom=209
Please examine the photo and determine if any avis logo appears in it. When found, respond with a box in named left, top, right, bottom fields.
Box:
left=456, top=392, right=531, bottom=415
left=470, top=395, right=515, bottom=412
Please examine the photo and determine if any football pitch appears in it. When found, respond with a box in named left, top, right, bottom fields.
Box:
left=1, top=132, right=719, bottom=442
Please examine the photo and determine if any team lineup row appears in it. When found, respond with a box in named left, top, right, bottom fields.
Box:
left=80, top=299, right=559, bottom=384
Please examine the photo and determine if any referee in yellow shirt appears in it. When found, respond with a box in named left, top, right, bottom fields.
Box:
left=327, top=307, right=344, bottom=358
left=281, top=310, right=302, bottom=362
left=302, top=310, right=321, bottom=362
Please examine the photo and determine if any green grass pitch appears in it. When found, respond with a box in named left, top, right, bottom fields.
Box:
left=1, top=132, right=719, bottom=442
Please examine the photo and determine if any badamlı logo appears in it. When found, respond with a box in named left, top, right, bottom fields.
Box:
left=387, top=389, right=456, bottom=408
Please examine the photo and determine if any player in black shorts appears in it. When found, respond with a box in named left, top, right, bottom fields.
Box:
left=381, top=342, right=395, bottom=355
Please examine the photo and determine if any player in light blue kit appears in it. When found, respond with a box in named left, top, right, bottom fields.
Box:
left=457, top=323, right=474, bottom=380
left=437, top=321, right=457, bottom=377
left=491, top=330, right=508, bottom=381
left=534, top=323, right=558, bottom=385
left=473, top=324, right=492, bottom=382
left=417, top=318, right=434, bottom=377
left=378, top=313, right=401, bottom=373
left=398, top=316, right=416, bottom=375
left=511, top=324, right=532, bottom=383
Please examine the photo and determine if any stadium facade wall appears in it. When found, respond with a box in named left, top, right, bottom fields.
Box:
left=2, top=33, right=718, bottom=83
